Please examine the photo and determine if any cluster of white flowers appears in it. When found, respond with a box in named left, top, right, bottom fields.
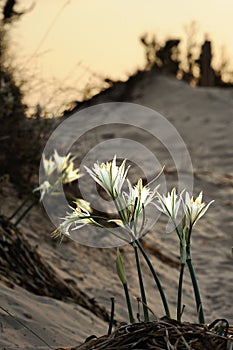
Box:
left=34, top=150, right=81, bottom=201
left=53, top=155, right=213, bottom=243
left=156, top=188, right=214, bottom=230
left=156, top=187, right=214, bottom=263
left=53, top=156, right=157, bottom=240
left=49, top=155, right=214, bottom=326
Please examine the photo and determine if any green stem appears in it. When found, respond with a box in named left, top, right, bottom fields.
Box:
left=135, top=239, right=171, bottom=318
left=186, top=257, right=205, bottom=324
left=115, top=196, right=127, bottom=224
left=133, top=244, right=149, bottom=322
left=177, top=263, right=185, bottom=321
left=123, top=283, right=134, bottom=323
left=14, top=199, right=38, bottom=227
left=9, top=193, right=33, bottom=219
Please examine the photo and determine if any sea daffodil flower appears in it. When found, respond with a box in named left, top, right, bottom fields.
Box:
left=183, top=191, right=214, bottom=227
left=33, top=180, right=51, bottom=201
left=84, top=155, right=129, bottom=199
left=62, top=161, right=81, bottom=184
left=53, top=150, right=71, bottom=172
left=52, top=202, right=103, bottom=241
left=42, top=154, right=56, bottom=177
left=35, top=150, right=81, bottom=200
left=123, top=178, right=157, bottom=224
left=155, top=188, right=182, bottom=222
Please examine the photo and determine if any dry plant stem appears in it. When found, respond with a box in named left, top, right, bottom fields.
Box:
left=14, top=198, right=38, bottom=227
left=108, top=297, right=115, bottom=335
left=177, top=263, right=185, bottom=322
left=0, top=305, right=52, bottom=348
left=135, top=239, right=171, bottom=318
left=186, top=255, right=205, bottom=324
left=123, top=283, right=135, bottom=323
left=133, top=244, right=150, bottom=322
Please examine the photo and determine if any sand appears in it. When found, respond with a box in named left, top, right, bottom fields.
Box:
left=0, top=73, right=232, bottom=349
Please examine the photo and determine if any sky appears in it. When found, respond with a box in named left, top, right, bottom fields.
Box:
left=9, top=0, right=233, bottom=114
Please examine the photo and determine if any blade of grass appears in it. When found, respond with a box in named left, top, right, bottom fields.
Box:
left=0, top=305, right=52, bottom=348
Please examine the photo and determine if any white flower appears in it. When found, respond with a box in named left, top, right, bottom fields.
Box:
left=53, top=150, right=71, bottom=172
left=84, top=155, right=129, bottom=198
left=42, top=150, right=80, bottom=182
left=73, top=198, right=92, bottom=212
left=155, top=188, right=182, bottom=221
left=62, top=162, right=81, bottom=184
left=51, top=202, right=102, bottom=241
left=183, top=191, right=214, bottom=227
left=108, top=179, right=158, bottom=240
left=123, top=178, right=157, bottom=223
left=42, top=154, right=56, bottom=177
left=33, top=180, right=51, bottom=201
left=66, top=204, right=100, bottom=228
left=37, top=150, right=81, bottom=199
left=51, top=220, right=72, bottom=240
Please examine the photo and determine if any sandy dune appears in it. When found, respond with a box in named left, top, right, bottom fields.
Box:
left=0, top=73, right=232, bottom=349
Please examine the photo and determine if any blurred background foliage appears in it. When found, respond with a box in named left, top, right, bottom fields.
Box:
left=0, top=0, right=232, bottom=190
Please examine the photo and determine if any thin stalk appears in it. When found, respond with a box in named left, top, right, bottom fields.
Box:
left=115, top=196, right=127, bottom=224
left=135, top=239, right=171, bottom=318
left=106, top=227, right=131, bottom=243
left=0, top=305, right=52, bottom=348
left=123, top=283, right=134, bottom=323
left=9, top=193, right=33, bottom=219
left=186, top=256, right=205, bottom=324
left=108, top=297, right=115, bottom=335
left=177, top=263, right=185, bottom=321
left=138, top=204, right=146, bottom=235
left=14, top=198, right=38, bottom=227
left=133, top=244, right=149, bottom=322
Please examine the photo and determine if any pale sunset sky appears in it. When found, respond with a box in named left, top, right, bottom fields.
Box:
left=8, top=0, right=233, bottom=114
